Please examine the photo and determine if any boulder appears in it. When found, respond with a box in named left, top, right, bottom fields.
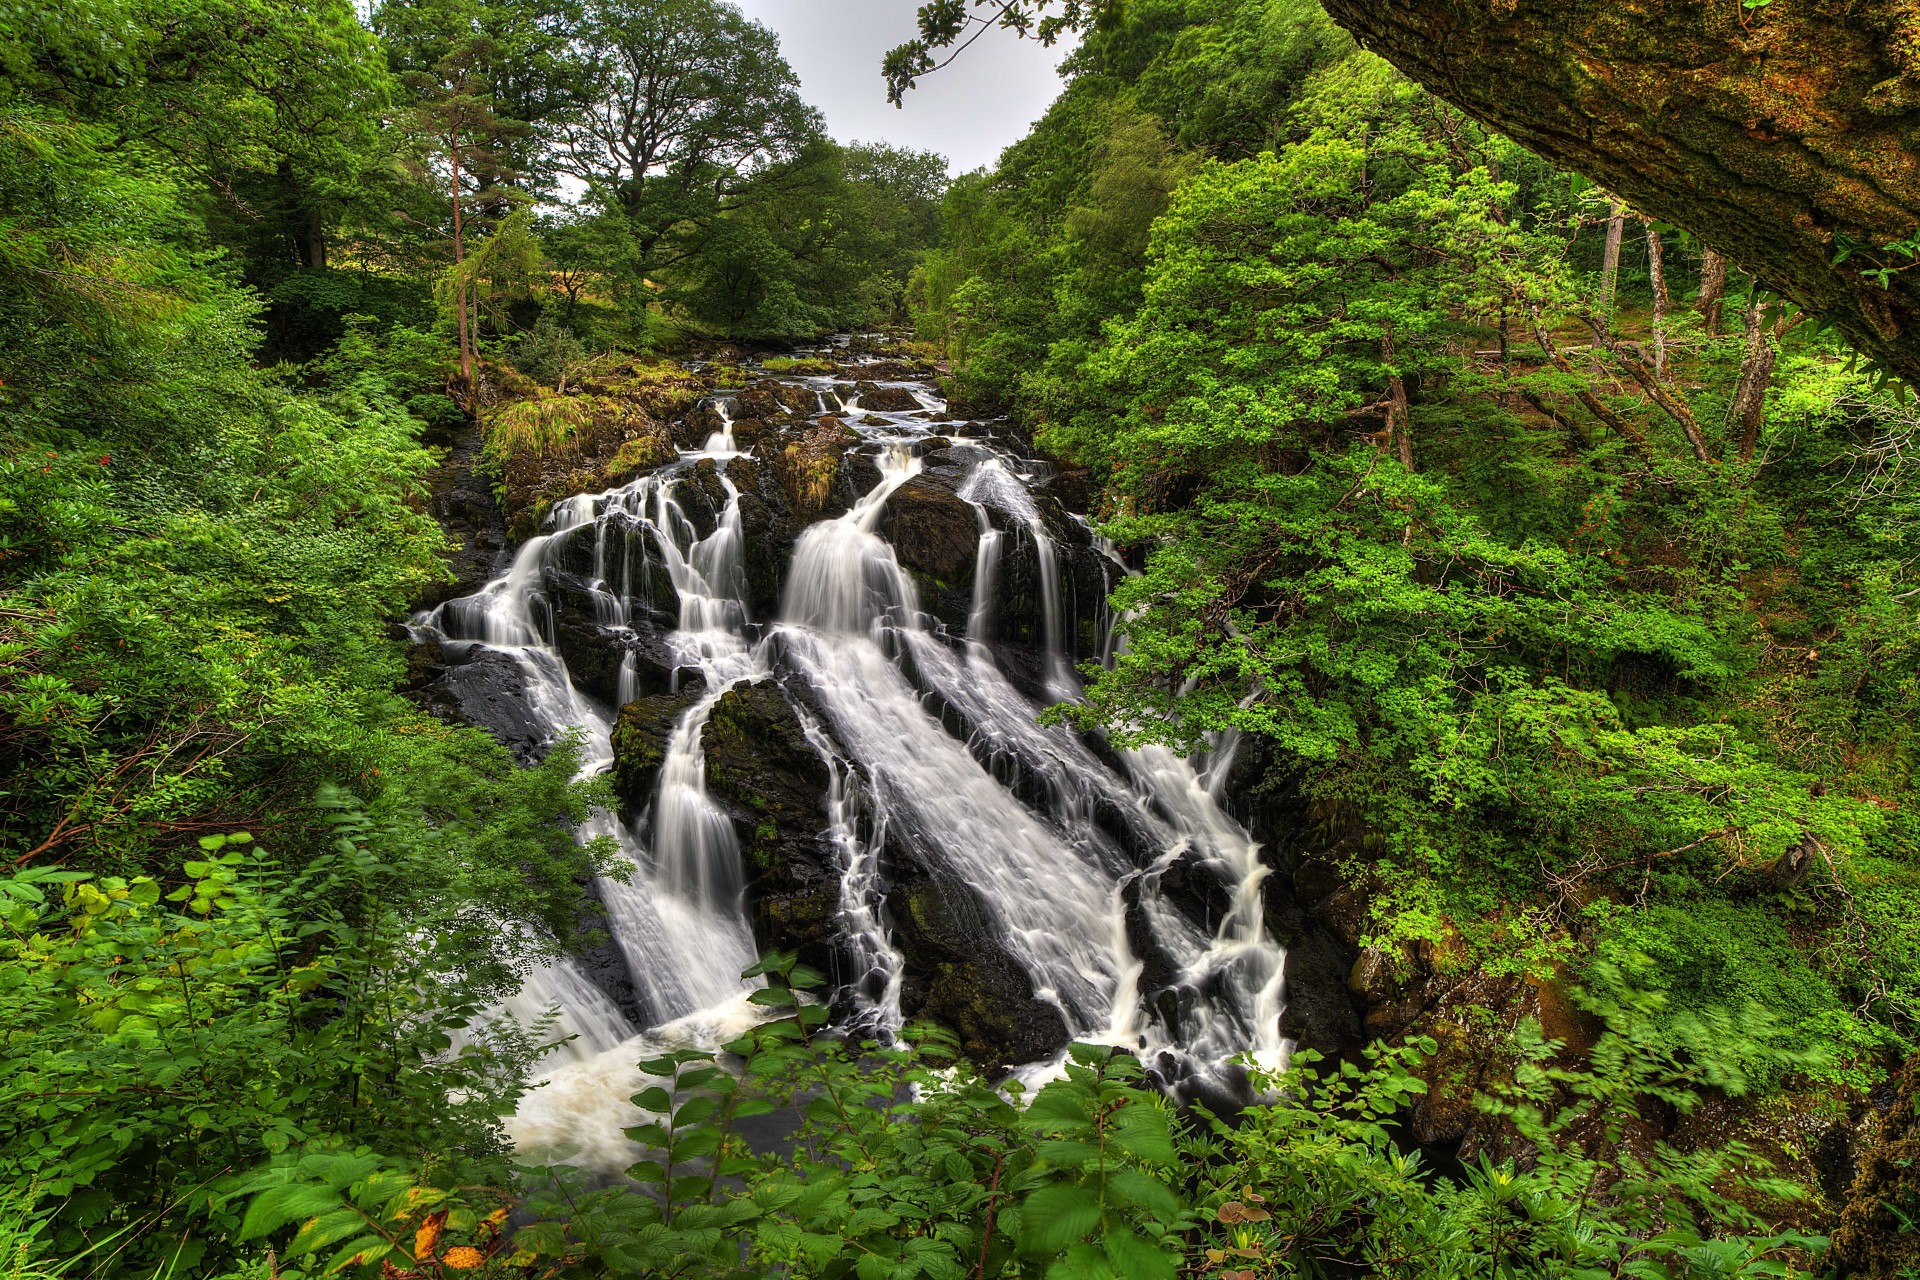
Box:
left=700, top=681, right=840, bottom=969
left=724, top=452, right=809, bottom=617
left=1034, top=465, right=1099, bottom=515
left=880, top=477, right=980, bottom=630
left=417, top=646, right=552, bottom=763
left=854, top=382, right=924, bottom=414
left=833, top=359, right=934, bottom=381
left=610, top=686, right=706, bottom=811
left=734, top=378, right=819, bottom=420
left=772, top=417, right=858, bottom=522
left=415, top=422, right=511, bottom=609
left=888, top=871, right=1072, bottom=1074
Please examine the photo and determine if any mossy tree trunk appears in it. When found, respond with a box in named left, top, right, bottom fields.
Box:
left=1318, top=0, right=1920, bottom=382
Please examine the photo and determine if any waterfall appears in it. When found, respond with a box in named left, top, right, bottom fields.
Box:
left=419, top=354, right=1289, bottom=1163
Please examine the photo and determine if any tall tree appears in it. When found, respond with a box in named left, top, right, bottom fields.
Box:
left=380, top=0, right=544, bottom=382
left=557, top=0, right=821, bottom=252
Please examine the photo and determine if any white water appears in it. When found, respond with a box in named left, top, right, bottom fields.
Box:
left=422, top=361, right=1288, bottom=1163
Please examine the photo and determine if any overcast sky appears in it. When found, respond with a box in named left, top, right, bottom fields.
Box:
left=731, top=0, right=1075, bottom=176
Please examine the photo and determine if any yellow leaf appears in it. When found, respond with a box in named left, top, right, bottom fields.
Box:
left=413, top=1211, right=446, bottom=1261
left=440, top=1246, right=485, bottom=1270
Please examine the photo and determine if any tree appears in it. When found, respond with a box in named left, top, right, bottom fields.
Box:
left=1, top=0, right=399, bottom=336
left=557, top=0, right=821, bottom=245
left=889, top=0, right=1920, bottom=389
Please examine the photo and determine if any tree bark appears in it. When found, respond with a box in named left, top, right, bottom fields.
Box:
left=1383, top=330, right=1414, bottom=468
left=1316, top=0, right=1920, bottom=384
left=450, top=133, right=473, bottom=388
left=1581, top=313, right=1711, bottom=462
left=1599, top=197, right=1626, bottom=316
left=1699, top=247, right=1729, bottom=338
left=1730, top=301, right=1806, bottom=461
left=1644, top=218, right=1669, bottom=380
left=1529, top=308, right=1653, bottom=460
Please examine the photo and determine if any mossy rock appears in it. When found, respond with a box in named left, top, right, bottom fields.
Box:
left=700, top=681, right=841, bottom=963
left=610, top=688, right=705, bottom=811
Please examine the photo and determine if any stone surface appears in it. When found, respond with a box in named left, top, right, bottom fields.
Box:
left=887, top=871, right=1073, bottom=1074
left=700, top=680, right=840, bottom=969
left=416, top=645, right=551, bottom=762
left=880, top=476, right=980, bottom=630
left=853, top=382, right=924, bottom=413
left=415, top=422, right=511, bottom=609
left=610, top=686, right=706, bottom=811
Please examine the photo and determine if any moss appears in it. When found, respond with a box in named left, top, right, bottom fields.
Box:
left=759, top=356, right=836, bottom=375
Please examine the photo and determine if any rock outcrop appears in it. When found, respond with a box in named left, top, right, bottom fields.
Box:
left=881, top=476, right=980, bottom=630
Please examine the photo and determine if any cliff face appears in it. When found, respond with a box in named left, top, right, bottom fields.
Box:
left=1320, top=0, right=1920, bottom=380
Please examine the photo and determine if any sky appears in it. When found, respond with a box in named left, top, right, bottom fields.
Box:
left=731, top=0, right=1075, bottom=175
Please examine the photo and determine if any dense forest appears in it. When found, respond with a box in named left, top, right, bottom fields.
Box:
left=2, top=0, right=1918, bottom=1277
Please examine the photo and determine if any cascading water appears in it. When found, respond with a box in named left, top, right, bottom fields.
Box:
left=417, top=356, right=1289, bottom=1163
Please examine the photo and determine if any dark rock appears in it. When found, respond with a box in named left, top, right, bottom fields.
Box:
left=1035, top=465, right=1099, bottom=515
left=415, top=422, right=510, bottom=609
left=880, top=477, right=980, bottom=630
left=735, top=378, right=819, bottom=420
left=419, top=647, right=551, bottom=762
left=854, top=382, right=924, bottom=414
left=837, top=448, right=884, bottom=503
left=834, top=359, right=933, bottom=381
left=771, top=417, right=859, bottom=522
left=573, top=886, right=648, bottom=1027
left=887, top=870, right=1072, bottom=1074
left=610, top=686, right=707, bottom=811
left=400, top=638, right=448, bottom=692
left=1278, top=922, right=1365, bottom=1067
left=725, top=452, right=808, bottom=616
left=700, top=681, right=840, bottom=969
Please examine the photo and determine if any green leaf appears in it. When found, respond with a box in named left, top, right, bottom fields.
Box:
left=1103, top=1229, right=1177, bottom=1280
left=1017, top=1183, right=1102, bottom=1252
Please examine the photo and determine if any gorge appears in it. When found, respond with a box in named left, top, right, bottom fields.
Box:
left=407, top=340, right=1299, bottom=1159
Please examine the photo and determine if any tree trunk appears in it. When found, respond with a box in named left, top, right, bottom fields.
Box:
left=1699, top=248, right=1728, bottom=338
left=1316, top=0, right=1920, bottom=385
left=1599, top=197, right=1625, bottom=316
left=1383, top=330, right=1414, bottom=468
left=1729, top=291, right=1784, bottom=463
left=1529, top=308, right=1652, bottom=460
left=1644, top=218, right=1669, bottom=380
left=450, top=134, right=473, bottom=388
left=1730, top=299, right=1806, bottom=462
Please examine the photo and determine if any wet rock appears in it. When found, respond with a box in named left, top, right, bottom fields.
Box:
left=400, top=637, right=448, bottom=693
left=888, top=871, right=1072, bottom=1074
left=418, top=646, right=551, bottom=762
left=573, top=887, right=649, bottom=1027
left=1348, top=947, right=1399, bottom=1004
left=1831, top=1051, right=1920, bottom=1275
left=724, top=453, right=809, bottom=616
left=1278, top=923, right=1364, bottom=1066
left=880, top=477, right=980, bottom=630
left=1035, top=465, right=1099, bottom=515
left=700, top=681, right=840, bottom=969
left=834, top=359, right=934, bottom=381
left=836, top=448, right=884, bottom=503
left=489, top=388, right=686, bottom=538
left=993, top=528, right=1119, bottom=665
left=610, top=686, right=706, bottom=811
left=772, top=417, right=858, bottom=522
left=735, top=378, right=819, bottom=420
left=416, top=422, right=511, bottom=609
left=853, top=382, right=924, bottom=413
